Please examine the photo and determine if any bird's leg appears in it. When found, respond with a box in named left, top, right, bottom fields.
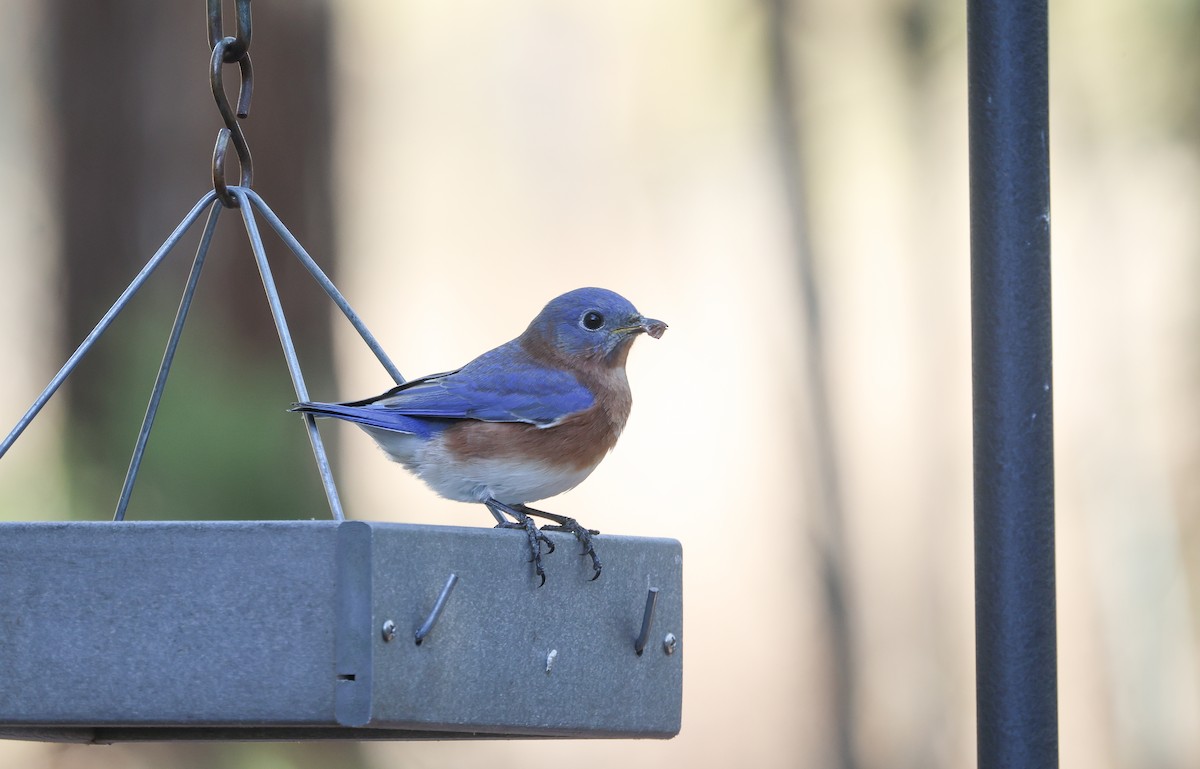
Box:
left=515, top=504, right=602, bottom=581
left=518, top=506, right=600, bottom=535
left=485, top=499, right=555, bottom=587
left=486, top=504, right=513, bottom=526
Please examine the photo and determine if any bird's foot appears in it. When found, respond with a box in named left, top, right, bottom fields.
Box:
left=494, top=515, right=555, bottom=587
left=538, top=517, right=602, bottom=581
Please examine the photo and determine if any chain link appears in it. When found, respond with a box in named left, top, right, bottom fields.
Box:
left=208, top=0, right=254, bottom=207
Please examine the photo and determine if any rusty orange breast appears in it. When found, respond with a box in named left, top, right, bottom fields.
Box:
left=444, top=353, right=633, bottom=473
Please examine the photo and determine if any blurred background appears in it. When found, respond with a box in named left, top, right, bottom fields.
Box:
left=1, top=0, right=1198, bottom=767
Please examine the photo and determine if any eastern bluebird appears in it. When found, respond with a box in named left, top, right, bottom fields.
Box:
left=291, top=287, right=666, bottom=585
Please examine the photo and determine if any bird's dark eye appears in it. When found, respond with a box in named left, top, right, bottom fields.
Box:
left=581, top=311, right=604, bottom=331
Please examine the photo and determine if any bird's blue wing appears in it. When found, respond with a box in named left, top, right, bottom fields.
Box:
left=332, top=341, right=594, bottom=427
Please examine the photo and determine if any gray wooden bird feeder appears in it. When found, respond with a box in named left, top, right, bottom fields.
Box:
left=0, top=0, right=682, bottom=742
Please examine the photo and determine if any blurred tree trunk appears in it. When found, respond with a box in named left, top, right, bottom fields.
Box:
left=764, top=1, right=859, bottom=767
left=47, top=0, right=341, bottom=520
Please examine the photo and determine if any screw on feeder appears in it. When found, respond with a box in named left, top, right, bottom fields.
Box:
left=208, top=0, right=254, bottom=207
left=414, top=573, right=459, bottom=645
left=634, top=587, right=659, bottom=656
left=381, top=619, right=397, bottom=643
left=662, top=633, right=677, bottom=655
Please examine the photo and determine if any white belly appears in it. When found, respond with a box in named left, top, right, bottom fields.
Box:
left=362, top=426, right=598, bottom=504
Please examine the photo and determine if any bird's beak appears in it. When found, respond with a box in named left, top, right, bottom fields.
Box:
left=617, top=315, right=668, bottom=339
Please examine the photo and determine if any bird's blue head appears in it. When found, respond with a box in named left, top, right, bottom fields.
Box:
left=523, top=287, right=667, bottom=366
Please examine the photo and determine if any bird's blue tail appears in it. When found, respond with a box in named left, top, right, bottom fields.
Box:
left=290, top=401, right=437, bottom=436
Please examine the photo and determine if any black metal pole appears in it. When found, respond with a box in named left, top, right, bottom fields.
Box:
left=968, top=0, right=1058, bottom=767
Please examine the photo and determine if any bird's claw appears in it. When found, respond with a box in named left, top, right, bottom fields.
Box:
left=540, top=518, right=602, bottom=580
left=496, top=517, right=554, bottom=586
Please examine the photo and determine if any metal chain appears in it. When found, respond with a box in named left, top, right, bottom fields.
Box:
left=209, top=0, right=254, bottom=207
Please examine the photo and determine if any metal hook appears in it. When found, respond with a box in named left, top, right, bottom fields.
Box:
left=210, top=38, right=254, bottom=207
left=634, top=587, right=659, bottom=656
left=415, top=573, right=459, bottom=646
